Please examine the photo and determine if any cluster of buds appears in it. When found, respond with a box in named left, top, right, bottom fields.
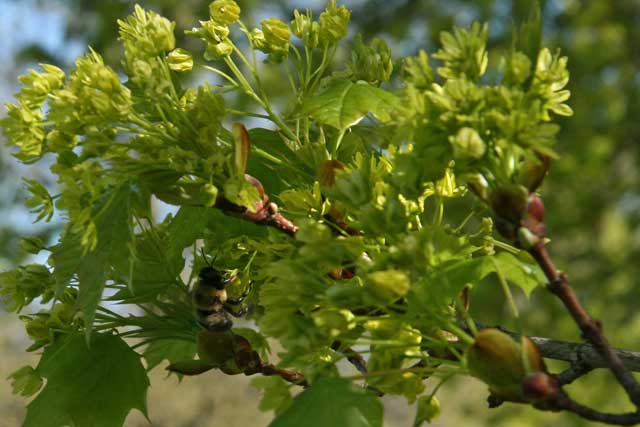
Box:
left=290, top=1, right=350, bottom=51
left=0, top=264, right=55, bottom=313
left=187, top=0, right=241, bottom=60
left=167, top=48, right=193, bottom=72
left=118, top=4, right=176, bottom=61
left=487, top=154, right=550, bottom=247
left=490, top=184, right=546, bottom=247
left=292, top=9, right=320, bottom=49
left=449, top=127, right=486, bottom=160
left=7, top=365, right=43, bottom=398
left=347, top=35, right=394, bottom=85
left=311, top=307, right=356, bottom=337
left=16, top=64, right=66, bottom=109
left=318, top=0, right=350, bottom=44
left=19, top=288, right=81, bottom=351
left=251, top=18, right=292, bottom=63
left=209, top=0, right=240, bottom=25
left=50, top=51, right=132, bottom=127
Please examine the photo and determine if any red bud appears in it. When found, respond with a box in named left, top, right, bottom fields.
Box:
left=526, top=194, right=544, bottom=223
left=318, top=160, right=346, bottom=187
left=490, top=184, right=529, bottom=224
left=522, top=372, right=560, bottom=402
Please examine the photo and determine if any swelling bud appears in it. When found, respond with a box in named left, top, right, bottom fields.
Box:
left=467, top=328, right=545, bottom=402
left=522, top=372, right=560, bottom=402
left=518, top=155, right=550, bottom=192
left=20, top=237, right=46, bottom=254
left=526, top=193, right=545, bottom=224
left=490, top=184, right=529, bottom=224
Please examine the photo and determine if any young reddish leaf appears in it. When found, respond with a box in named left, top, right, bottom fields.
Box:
left=317, top=159, right=345, bottom=187
left=24, top=333, right=149, bottom=427
left=233, top=122, right=251, bottom=176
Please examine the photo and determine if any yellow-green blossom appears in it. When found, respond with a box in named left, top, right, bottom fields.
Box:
left=209, top=0, right=240, bottom=25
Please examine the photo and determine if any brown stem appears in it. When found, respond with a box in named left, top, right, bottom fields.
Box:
left=213, top=174, right=298, bottom=237
left=258, top=363, right=308, bottom=387
left=218, top=176, right=374, bottom=375
left=222, top=175, right=640, bottom=423
left=528, top=240, right=640, bottom=407
left=543, top=395, right=640, bottom=426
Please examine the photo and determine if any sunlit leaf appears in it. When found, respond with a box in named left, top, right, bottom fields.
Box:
left=302, top=79, right=400, bottom=131
left=270, top=377, right=383, bottom=427
left=24, top=334, right=149, bottom=427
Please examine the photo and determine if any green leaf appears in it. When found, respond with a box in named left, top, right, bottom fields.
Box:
left=76, top=250, right=108, bottom=340
left=515, top=1, right=542, bottom=68
left=244, top=129, right=296, bottom=196
left=168, top=206, right=214, bottom=256
left=49, top=232, right=84, bottom=297
left=249, top=128, right=297, bottom=164
left=442, top=256, right=495, bottom=294
left=204, top=208, right=268, bottom=241
left=112, top=226, right=184, bottom=297
left=143, top=339, right=197, bottom=371
left=251, top=376, right=293, bottom=416
left=414, top=396, right=441, bottom=426
left=24, top=334, right=149, bottom=427
left=80, top=185, right=134, bottom=335
left=270, top=377, right=383, bottom=427
left=7, top=365, right=43, bottom=397
left=302, top=79, right=400, bottom=131
left=491, top=252, right=545, bottom=297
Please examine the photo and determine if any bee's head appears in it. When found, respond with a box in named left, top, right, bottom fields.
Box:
left=198, top=266, right=227, bottom=290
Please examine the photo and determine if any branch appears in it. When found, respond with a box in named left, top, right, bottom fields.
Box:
left=520, top=194, right=640, bottom=407
left=544, top=395, right=640, bottom=426
left=214, top=175, right=298, bottom=237
left=556, top=362, right=593, bottom=386
left=257, top=363, right=308, bottom=387
left=474, top=322, right=640, bottom=380
left=214, top=175, right=375, bottom=376
left=219, top=174, right=640, bottom=423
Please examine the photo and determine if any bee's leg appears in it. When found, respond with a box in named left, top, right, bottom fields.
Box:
left=233, top=336, right=262, bottom=375
left=226, top=295, right=246, bottom=305
left=231, top=334, right=308, bottom=387
left=167, top=359, right=217, bottom=376
left=226, top=281, right=253, bottom=305
left=331, top=340, right=368, bottom=374
left=225, top=303, right=254, bottom=318
left=258, top=363, right=308, bottom=387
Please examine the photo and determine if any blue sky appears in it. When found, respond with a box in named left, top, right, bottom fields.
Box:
left=0, top=0, right=85, bottom=102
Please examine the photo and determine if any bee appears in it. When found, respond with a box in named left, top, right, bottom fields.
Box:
left=192, top=259, right=251, bottom=332
left=168, top=255, right=306, bottom=386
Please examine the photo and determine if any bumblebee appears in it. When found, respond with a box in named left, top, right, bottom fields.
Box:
left=192, top=265, right=251, bottom=331
left=168, top=260, right=307, bottom=386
